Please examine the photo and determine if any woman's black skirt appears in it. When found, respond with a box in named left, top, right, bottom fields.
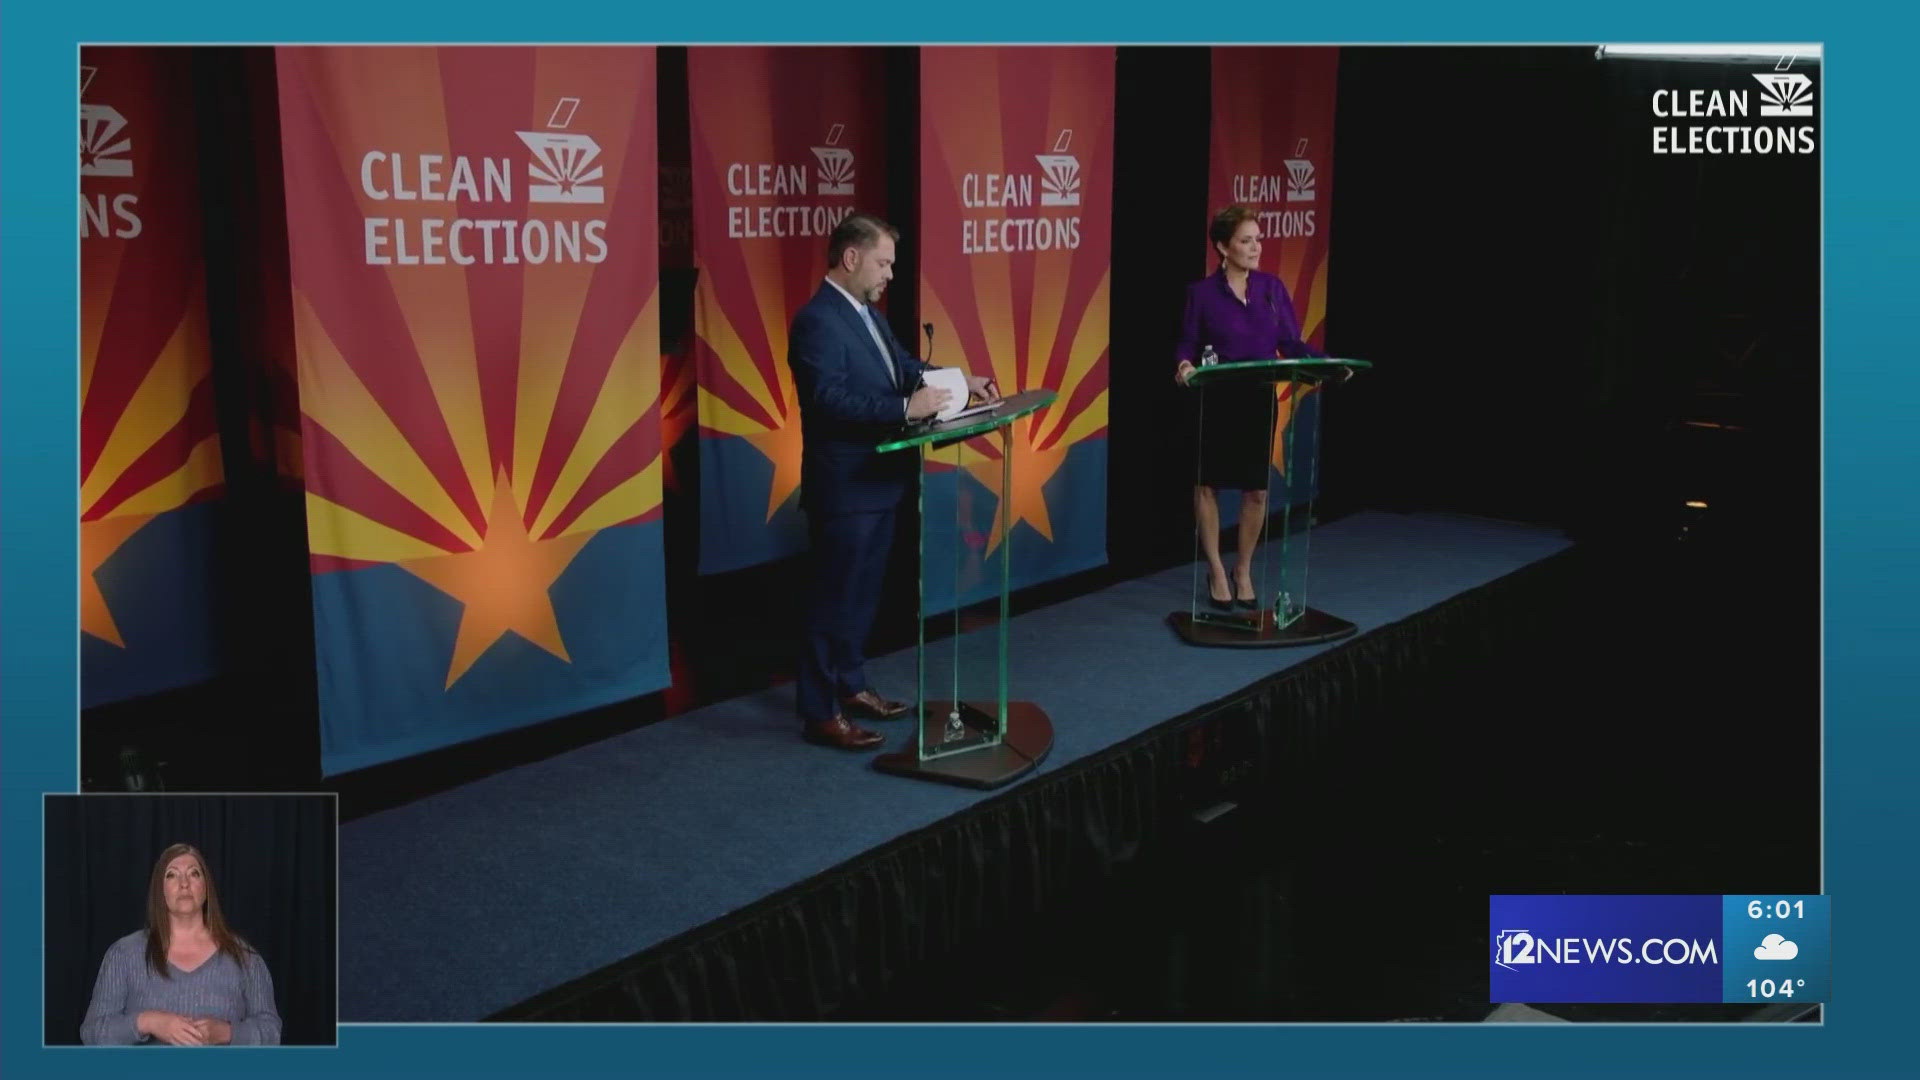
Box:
left=1191, top=381, right=1275, bottom=491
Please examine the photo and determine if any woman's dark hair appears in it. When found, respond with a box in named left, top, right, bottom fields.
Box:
left=144, top=843, right=252, bottom=977
left=1209, top=205, right=1261, bottom=258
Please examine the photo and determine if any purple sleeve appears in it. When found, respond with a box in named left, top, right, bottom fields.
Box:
left=1269, top=275, right=1325, bottom=359
left=1174, top=282, right=1202, bottom=364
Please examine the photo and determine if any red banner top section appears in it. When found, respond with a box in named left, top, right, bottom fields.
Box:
left=920, top=46, right=1114, bottom=457
left=688, top=47, right=887, bottom=443
left=81, top=47, right=221, bottom=522
left=277, top=46, right=661, bottom=568
left=1207, top=47, right=1339, bottom=347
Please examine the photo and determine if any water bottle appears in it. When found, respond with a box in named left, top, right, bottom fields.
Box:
left=1200, top=344, right=1219, bottom=367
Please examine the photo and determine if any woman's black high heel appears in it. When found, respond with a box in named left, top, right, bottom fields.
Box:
left=1234, top=577, right=1259, bottom=610
left=1207, top=572, right=1233, bottom=612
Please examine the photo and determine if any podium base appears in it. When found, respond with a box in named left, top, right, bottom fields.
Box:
left=1167, top=605, right=1359, bottom=648
left=873, top=700, right=1053, bottom=789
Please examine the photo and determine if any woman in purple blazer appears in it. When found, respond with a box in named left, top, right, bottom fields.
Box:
left=1174, top=205, right=1325, bottom=610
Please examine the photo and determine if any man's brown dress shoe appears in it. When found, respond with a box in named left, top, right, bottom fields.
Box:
left=842, top=688, right=910, bottom=720
left=802, top=714, right=885, bottom=750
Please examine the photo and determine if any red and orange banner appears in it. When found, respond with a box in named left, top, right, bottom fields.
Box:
left=687, top=47, right=887, bottom=573
left=1208, top=47, right=1339, bottom=482
left=80, top=47, right=226, bottom=707
left=276, top=47, right=668, bottom=774
left=920, top=47, right=1113, bottom=608
left=1207, top=47, right=1338, bottom=348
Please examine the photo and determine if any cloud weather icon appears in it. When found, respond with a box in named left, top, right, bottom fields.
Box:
left=1754, top=933, right=1799, bottom=960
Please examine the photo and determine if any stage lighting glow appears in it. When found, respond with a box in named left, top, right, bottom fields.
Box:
left=1596, top=44, right=1822, bottom=65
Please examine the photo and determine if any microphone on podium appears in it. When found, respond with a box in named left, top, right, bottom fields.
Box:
left=923, top=322, right=935, bottom=364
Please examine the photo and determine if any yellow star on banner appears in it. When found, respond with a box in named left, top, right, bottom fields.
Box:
left=81, top=514, right=156, bottom=647
left=399, top=471, right=594, bottom=689
left=964, top=418, right=1070, bottom=557
left=741, top=377, right=804, bottom=521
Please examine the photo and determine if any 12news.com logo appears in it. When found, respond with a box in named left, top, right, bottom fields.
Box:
left=1494, top=929, right=1719, bottom=971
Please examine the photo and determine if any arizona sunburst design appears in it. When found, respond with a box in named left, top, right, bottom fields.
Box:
left=920, top=47, right=1113, bottom=582
left=1208, top=47, right=1340, bottom=476
left=687, top=48, right=886, bottom=572
left=277, top=47, right=667, bottom=770
left=81, top=49, right=224, bottom=655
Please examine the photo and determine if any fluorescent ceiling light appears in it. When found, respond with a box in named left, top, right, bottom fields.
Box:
left=1596, top=44, right=1822, bottom=64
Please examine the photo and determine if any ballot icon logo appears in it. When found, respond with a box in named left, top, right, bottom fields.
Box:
left=81, top=67, right=133, bottom=179
left=813, top=123, right=855, bottom=196
left=1285, top=158, right=1316, bottom=202
left=518, top=97, right=604, bottom=204
left=1752, top=73, right=1814, bottom=117
left=1036, top=129, right=1081, bottom=207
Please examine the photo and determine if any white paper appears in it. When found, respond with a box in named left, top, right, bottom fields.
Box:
left=921, top=367, right=984, bottom=423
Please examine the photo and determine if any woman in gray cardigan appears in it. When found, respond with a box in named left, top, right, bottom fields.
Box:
left=80, top=843, right=281, bottom=1045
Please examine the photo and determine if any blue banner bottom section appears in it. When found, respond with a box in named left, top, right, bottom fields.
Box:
left=697, top=433, right=808, bottom=575
left=82, top=500, right=222, bottom=709
left=314, top=520, right=671, bottom=776
left=921, top=439, right=1108, bottom=615
left=697, top=431, right=1110, bottom=616
left=1490, top=895, right=1830, bottom=1004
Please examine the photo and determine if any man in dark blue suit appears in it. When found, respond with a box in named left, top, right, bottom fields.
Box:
left=789, top=212, right=994, bottom=750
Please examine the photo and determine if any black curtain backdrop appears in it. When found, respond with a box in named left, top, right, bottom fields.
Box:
left=1321, top=47, right=1607, bottom=530
left=1109, top=46, right=1212, bottom=571
left=43, top=794, right=337, bottom=1045
left=1588, top=54, right=1819, bottom=565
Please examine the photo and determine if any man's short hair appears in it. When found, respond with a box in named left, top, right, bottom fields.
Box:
left=826, top=212, right=900, bottom=270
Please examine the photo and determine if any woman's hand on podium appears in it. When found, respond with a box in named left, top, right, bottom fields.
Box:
left=1175, top=360, right=1196, bottom=386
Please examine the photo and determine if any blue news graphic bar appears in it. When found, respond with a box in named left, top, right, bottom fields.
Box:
left=1489, top=895, right=1829, bottom=1005
left=1721, top=895, right=1830, bottom=1005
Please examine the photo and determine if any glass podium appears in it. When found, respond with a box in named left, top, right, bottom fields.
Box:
left=1170, top=357, right=1371, bottom=648
left=871, top=388, right=1058, bottom=788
